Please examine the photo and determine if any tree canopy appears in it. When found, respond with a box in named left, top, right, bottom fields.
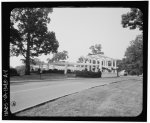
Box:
left=78, top=56, right=85, bottom=63
left=10, top=23, right=22, bottom=44
left=124, top=35, right=143, bottom=74
left=47, top=50, right=69, bottom=63
left=88, top=44, right=104, bottom=55
left=117, top=35, right=143, bottom=75
left=121, top=8, right=143, bottom=31
left=119, top=8, right=143, bottom=75
left=10, top=8, right=59, bottom=74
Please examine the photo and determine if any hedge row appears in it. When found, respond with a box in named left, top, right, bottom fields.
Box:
left=10, top=68, right=20, bottom=76
left=40, top=69, right=74, bottom=74
left=42, top=69, right=64, bottom=74
left=75, top=70, right=102, bottom=78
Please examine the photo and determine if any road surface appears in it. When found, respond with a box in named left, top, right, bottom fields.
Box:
left=10, top=76, right=140, bottom=113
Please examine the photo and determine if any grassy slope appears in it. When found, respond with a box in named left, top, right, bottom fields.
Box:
left=16, top=78, right=142, bottom=117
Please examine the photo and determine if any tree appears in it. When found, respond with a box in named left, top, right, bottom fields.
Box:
left=118, top=35, right=143, bottom=75
left=15, top=65, right=26, bottom=75
left=121, top=8, right=143, bottom=75
left=10, top=23, right=22, bottom=57
left=117, top=35, right=143, bottom=76
left=10, top=8, right=59, bottom=75
left=10, top=23, right=22, bottom=43
left=121, top=8, right=143, bottom=31
left=48, top=50, right=69, bottom=62
left=89, top=44, right=104, bottom=55
left=32, top=58, right=45, bottom=67
left=78, top=56, right=85, bottom=63
left=124, top=35, right=143, bottom=75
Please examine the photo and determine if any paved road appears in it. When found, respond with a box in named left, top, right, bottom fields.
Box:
left=10, top=76, right=140, bottom=113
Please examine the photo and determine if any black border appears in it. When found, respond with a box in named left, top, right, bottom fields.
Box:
left=2, top=1, right=148, bottom=121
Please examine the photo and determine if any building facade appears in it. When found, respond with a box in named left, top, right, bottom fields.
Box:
left=31, top=54, right=118, bottom=74
left=78, top=54, right=117, bottom=73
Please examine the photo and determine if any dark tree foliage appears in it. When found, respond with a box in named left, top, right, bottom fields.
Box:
left=88, top=44, right=104, bottom=55
left=10, top=23, right=22, bottom=43
left=48, top=50, right=69, bottom=63
left=78, top=56, right=85, bottom=63
left=124, top=35, right=143, bottom=75
left=117, top=35, right=143, bottom=75
left=10, top=67, right=20, bottom=76
left=77, top=56, right=89, bottom=63
left=121, top=8, right=143, bottom=75
left=10, top=8, right=59, bottom=75
left=121, top=8, right=143, bottom=31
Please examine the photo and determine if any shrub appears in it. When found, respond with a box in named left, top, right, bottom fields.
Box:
left=42, top=69, right=64, bottom=74
left=10, top=68, right=20, bottom=76
left=42, top=69, right=74, bottom=74
left=129, top=70, right=137, bottom=75
left=15, top=65, right=26, bottom=75
left=76, top=70, right=102, bottom=78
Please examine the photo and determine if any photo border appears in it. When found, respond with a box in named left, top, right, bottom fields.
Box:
left=2, top=1, right=148, bottom=121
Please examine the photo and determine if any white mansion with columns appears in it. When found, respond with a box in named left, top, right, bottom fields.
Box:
left=77, top=54, right=117, bottom=73
left=31, top=54, right=118, bottom=74
left=46, top=54, right=118, bottom=74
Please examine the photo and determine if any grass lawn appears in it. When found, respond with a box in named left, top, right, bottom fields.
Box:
left=16, top=78, right=142, bottom=117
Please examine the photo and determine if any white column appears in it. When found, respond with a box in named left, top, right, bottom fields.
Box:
left=87, top=65, right=90, bottom=71
left=91, top=59, right=93, bottom=72
left=74, top=65, right=76, bottom=71
left=78, top=64, right=80, bottom=71
left=105, top=60, right=106, bottom=67
left=114, top=60, right=117, bottom=73
left=103, top=60, right=105, bottom=67
left=99, top=60, right=102, bottom=70
left=106, top=60, right=107, bottom=67
left=106, top=60, right=108, bottom=67
left=114, top=60, right=116, bottom=68
left=64, top=64, right=68, bottom=75
left=111, top=60, right=113, bottom=67
left=87, top=59, right=90, bottom=71
left=83, top=59, right=85, bottom=70
left=89, top=59, right=91, bottom=71
left=111, top=60, right=113, bottom=73
left=95, top=60, right=98, bottom=72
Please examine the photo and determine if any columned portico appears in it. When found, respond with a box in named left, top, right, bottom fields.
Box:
left=79, top=54, right=117, bottom=73
left=50, top=54, right=117, bottom=75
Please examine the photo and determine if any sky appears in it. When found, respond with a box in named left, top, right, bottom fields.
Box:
left=10, top=7, right=141, bottom=67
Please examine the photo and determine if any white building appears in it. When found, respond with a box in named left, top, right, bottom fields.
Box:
left=78, top=54, right=117, bottom=73
left=48, top=54, right=118, bottom=74
left=31, top=54, right=118, bottom=74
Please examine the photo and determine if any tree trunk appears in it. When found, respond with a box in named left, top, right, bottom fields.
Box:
left=117, top=69, right=119, bottom=77
left=25, top=33, right=30, bottom=75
